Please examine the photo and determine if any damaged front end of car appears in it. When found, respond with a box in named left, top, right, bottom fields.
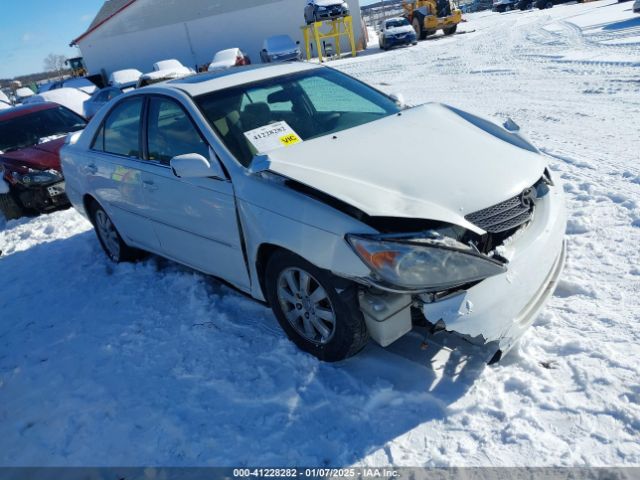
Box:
left=0, top=162, right=69, bottom=213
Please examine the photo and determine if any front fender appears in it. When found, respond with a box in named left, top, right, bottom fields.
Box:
left=235, top=174, right=375, bottom=301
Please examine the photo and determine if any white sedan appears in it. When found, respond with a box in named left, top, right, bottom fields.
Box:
left=61, top=63, right=566, bottom=363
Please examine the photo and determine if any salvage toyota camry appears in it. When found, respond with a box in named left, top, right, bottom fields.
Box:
left=61, top=63, right=566, bottom=363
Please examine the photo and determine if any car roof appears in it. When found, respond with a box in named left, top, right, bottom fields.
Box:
left=0, top=102, right=59, bottom=121
left=165, top=62, right=320, bottom=97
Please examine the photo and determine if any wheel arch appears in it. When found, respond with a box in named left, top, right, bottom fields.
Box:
left=82, top=194, right=100, bottom=224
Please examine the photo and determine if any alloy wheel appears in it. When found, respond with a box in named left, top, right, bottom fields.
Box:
left=95, top=210, right=120, bottom=260
left=276, top=267, right=336, bottom=345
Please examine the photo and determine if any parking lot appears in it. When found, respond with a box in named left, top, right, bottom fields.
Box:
left=1, top=0, right=639, bottom=467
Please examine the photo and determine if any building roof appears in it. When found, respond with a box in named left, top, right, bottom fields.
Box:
left=71, top=0, right=137, bottom=46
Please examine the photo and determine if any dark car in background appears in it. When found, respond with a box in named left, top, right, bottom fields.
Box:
left=304, top=0, right=350, bottom=24
left=0, top=103, right=85, bottom=219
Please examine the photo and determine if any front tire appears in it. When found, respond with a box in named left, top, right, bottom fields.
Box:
left=0, top=192, right=25, bottom=220
left=412, top=15, right=427, bottom=40
left=90, top=202, right=144, bottom=263
left=265, top=251, right=369, bottom=362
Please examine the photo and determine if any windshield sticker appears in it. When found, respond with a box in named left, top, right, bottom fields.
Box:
left=243, top=121, right=302, bottom=153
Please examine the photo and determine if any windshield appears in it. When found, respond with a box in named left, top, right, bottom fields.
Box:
left=0, top=106, right=86, bottom=152
left=266, top=36, right=295, bottom=51
left=386, top=19, right=409, bottom=28
left=195, top=68, right=401, bottom=166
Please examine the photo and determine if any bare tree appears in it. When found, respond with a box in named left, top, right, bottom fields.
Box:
left=43, top=54, right=67, bottom=79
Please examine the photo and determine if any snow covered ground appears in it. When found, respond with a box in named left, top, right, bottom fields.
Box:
left=1, top=0, right=639, bottom=467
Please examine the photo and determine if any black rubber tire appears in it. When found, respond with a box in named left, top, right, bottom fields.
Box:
left=0, top=192, right=25, bottom=220
left=264, top=250, right=369, bottom=362
left=443, top=24, right=458, bottom=35
left=89, top=201, right=146, bottom=263
left=412, top=15, right=427, bottom=40
left=545, top=1, right=553, bottom=7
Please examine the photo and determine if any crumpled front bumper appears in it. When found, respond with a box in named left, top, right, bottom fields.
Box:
left=421, top=176, right=567, bottom=356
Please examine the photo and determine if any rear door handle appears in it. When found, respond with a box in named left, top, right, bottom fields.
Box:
left=142, top=180, right=158, bottom=192
left=84, top=164, right=97, bottom=175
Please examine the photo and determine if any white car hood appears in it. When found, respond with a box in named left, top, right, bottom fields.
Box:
left=259, top=103, right=546, bottom=233
left=386, top=25, right=415, bottom=35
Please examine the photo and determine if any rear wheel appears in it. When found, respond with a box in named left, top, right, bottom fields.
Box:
left=443, top=24, right=458, bottom=35
left=0, top=192, right=24, bottom=221
left=90, top=202, right=144, bottom=263
left=265, top=250, right=369, bottom=362
left=545, top=1, right=553, bottom=7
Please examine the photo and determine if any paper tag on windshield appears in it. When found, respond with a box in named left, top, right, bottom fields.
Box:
left=243, top=121, right=302, bottom=153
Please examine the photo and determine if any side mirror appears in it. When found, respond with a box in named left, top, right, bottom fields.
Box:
left=170, top=152, right=225, bottom=179
left=390, top=93, right=406, bottom=108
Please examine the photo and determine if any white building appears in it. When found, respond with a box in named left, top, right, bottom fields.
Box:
left=72, top=0, right=364, bottom=77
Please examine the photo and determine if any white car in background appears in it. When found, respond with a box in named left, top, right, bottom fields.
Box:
left=23, top=87, right=90, bottom=117
left=137, top=59, right=195, bottom=87
left=208, top=48, right=251, bottom=72
left=109, top=69, right=143, bottom=91
left=15, top=87, right=35, bottom=103
left=153, top=59, right=194, bottom=76
left=61, top=63, right=566, bottom=364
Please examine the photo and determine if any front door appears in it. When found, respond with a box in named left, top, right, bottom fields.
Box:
left=138, top=96, right=250, bottom=290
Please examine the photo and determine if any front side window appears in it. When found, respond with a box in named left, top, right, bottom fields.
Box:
left=146, top=97, right=209, bottom=164
left=99, top=97, right=143, bottom=157
left=195, top=68, right=400, bottom=166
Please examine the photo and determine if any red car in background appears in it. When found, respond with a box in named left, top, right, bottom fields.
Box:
left=0, top=103, right=86, bottom=219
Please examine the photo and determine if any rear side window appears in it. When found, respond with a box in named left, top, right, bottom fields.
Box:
left=146, top=97, right=209, bottom=164
left=94, top=97, right=143, bottom=157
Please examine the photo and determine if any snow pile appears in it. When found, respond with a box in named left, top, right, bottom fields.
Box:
left=0, top=0, right=639, bottom=467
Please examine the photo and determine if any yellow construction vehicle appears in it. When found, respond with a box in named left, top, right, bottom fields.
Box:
left=403, top=0, right=462, bottom=39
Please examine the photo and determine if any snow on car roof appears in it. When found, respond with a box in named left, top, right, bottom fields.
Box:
left=167, top=62, right=320, bottom=97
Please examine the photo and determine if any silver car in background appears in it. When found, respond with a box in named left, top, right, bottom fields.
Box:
left=61, top=63, right=566, bottom=364
left=260, top=35, right=302, bottom=63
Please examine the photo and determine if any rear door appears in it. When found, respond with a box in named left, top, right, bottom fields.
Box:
left=88, top=96, right=160, bottom=251
left=136, top=95, right=250, bottom=289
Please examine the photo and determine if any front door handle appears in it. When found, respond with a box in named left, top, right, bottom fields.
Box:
left=142, top=180, right=158, bottom=192
left=84, top=164, right=97, bottom=175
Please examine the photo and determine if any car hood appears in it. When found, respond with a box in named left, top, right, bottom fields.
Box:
left=386, top=25, right=416, bottom=35
left=0, top=137, right=65, bottom=173
left=257, top=103, right=546, bottom=233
